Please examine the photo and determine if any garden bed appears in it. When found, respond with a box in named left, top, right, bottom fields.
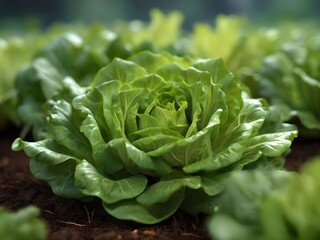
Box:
left=1, top=126, right=319, bottom=240
left=0, top=127, right=210, bottom=240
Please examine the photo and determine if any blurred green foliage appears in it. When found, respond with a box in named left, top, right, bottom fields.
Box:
left=0, top=0, right=318, bottom=33
left=0, top=206, right=47, bottom=240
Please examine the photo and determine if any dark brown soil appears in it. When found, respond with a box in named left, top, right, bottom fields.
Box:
left=1, top=126, right=319, bottom=240
left=285, top=137, right=320, bottom=171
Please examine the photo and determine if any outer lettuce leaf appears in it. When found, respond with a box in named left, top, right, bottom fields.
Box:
left=13, top=51, right=297, bottom=224
left=12, top=137, right=84, bottom=198
left=102, top=191, right=185, bottom=224
left=75, top=160, right=148, bottom=203
left=209, top=157, right=320, bottom=240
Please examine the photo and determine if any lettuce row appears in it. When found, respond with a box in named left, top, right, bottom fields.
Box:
left=12, top=51, right=297, bottom=224
left=209, top=157, right=320, bottom=240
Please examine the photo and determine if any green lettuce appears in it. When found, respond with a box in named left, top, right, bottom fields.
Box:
left=15, top=26, right=111, bottom=139
left=12, top=51, right=297, bottom=224
left=209, top=157, right=320, bottom=240
left=0, top=24, right=110, bottom=131
left=185, top=15, right=283, bottom=99
left=105, top=9, right=185, bottom=60
left=0, top=206, right=47, bottom=240
left=254, top=33, right=320, bottom=134
left=187, top=16, right=320, bottom=103
left=111, top=9, right=183, bottom=50
left=0, top=36, right=40, bottom=128
left=189, top=15, right=246, bottom=70
left=127, top=9, right=183, bottom=49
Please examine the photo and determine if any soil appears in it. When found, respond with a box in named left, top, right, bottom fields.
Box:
left=1, top=126, right=319, bottom=240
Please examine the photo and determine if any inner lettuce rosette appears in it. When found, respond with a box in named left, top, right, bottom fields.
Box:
left=12, top=51, right=297, bottom=224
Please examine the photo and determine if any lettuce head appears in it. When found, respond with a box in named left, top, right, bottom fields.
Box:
left=12, top=51, right=297, bottom=224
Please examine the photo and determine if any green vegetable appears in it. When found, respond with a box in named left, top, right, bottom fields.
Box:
left=15, top=11, right=185, bottom=139
left=0, top=206, right=47, bottom=240
left=105, top=9, right=185, bottom=61
left=0, top=23, right=107, bottom=130
left=209, top=157, right=320, bottom=240
left=128, top=9, right=183, bottom=49
left=185, top=15, right=283, bottom=99
left=189, top=15, right=246, bottom=68
left=15, top=27, right=111, bottom=139
left=12, top=51, right=297, bottom=224
left=0, top=36, right=37, bottom=128
left=187, top=16, right=320, bottom=105
left=256, top=34, right=320, bottom=134
left=0, top=25, right=78, bottom=129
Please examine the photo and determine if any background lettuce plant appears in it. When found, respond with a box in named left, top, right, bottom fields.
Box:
left=184, top=15, right=284, bottom=99
left=107, top=9, right=184, bottom=58
left=13, top=51, right=297, bottom=224
left=15, top=26, right=112, bottom=139
left=186, top=17, right=320, bottom=104
left=0, top=206, right=47, bottom=240
left=257, top=34, right=320, bottom=134
left=0, top=37, right=20, bottom=128
left=209, top=157, right=320, bottom=240
left=0, top=35, right=44, bottom=129
left=0, top=23, right=112, bottom=132
left=189, top=15, right=246, bottom=69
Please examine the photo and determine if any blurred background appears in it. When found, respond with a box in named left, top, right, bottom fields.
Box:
left=0, top=0, right=318, bottom=33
